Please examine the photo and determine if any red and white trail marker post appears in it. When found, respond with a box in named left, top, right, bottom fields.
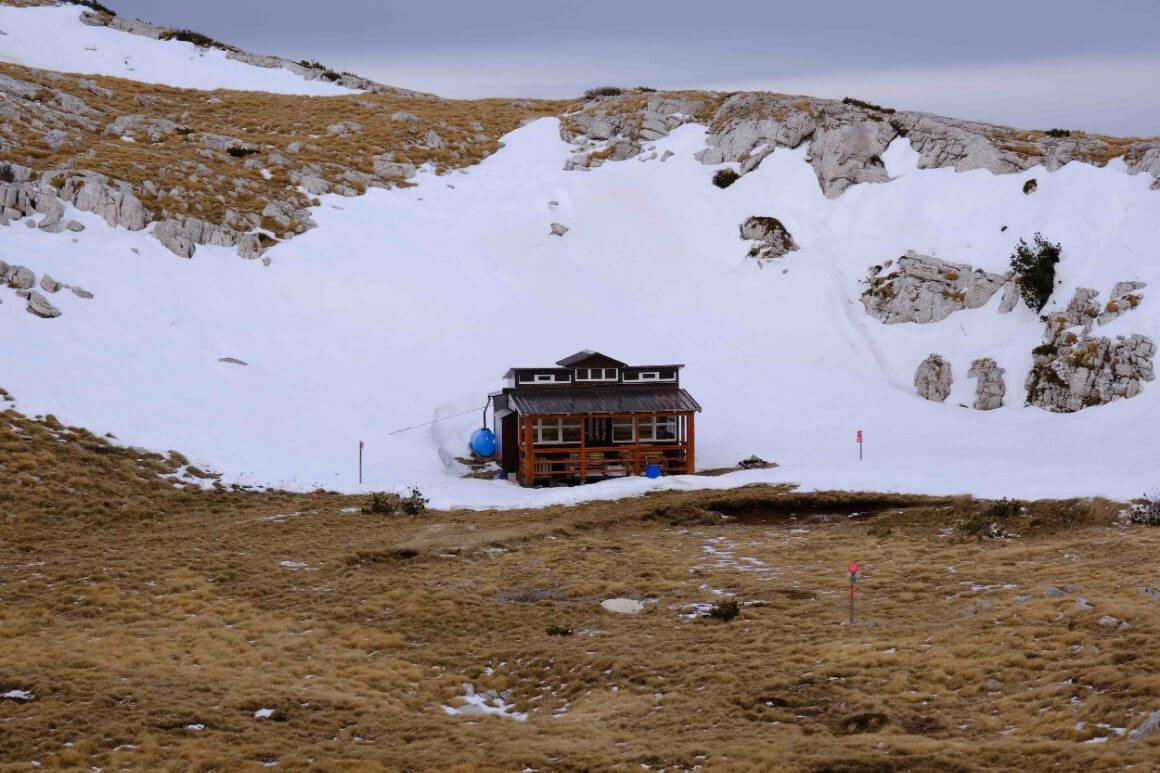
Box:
left=847, top=562, right=861, bottom=623
left=358, top=440, right=364, bottom=485
left=857, top=429, right=863, bottom=460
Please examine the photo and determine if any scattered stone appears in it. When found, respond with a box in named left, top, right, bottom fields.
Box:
left=549, top=222, right=569, bottom=237
left=1138, top=586, right=1160, bottom=601
left=984, top=678, right=1004, bottom=691
left=960, top=607, right=976, bottom=618
left=326, top=120, right=363, bottom=136
left=26, top=290, right=60, bottom=318
left=1065, top=583, right=1082, bottom=593
left=1043, top=585, right=1067, bottom=598
left=71, top=286, right=93, bottom=299
left=740, top=216, right=798, bottom=262
left=861, top=252, right=1008, bottom=324
left=1074, top=599, right=1093, bottom=611
left=1098, top=615, right=1126, bottom=629
left=39, top=274, right=60, bottom=293
left=4, top=264, right=34, bottom=289
left=371, top=156, right=417, bottom=180
left=601, top=598, right=644, bottom=615
left=66, top=219, right=84, bottom=232
left=914, top=354, right=952, bottom=402
left=967, top=358, right=1006, bottom=410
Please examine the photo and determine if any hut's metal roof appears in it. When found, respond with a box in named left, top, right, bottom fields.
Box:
left=505, top=387, right=701, bottom=416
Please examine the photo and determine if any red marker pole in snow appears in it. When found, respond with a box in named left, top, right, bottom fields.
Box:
left=358, top=440, right=364, bottom=485
left=847, top=562, right=861, bottom=623
left=857, top=429, right=863, bottom=460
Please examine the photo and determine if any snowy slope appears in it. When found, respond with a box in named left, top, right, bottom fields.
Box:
left=3, top=117, right=1160, bottom=508
left=0, top=5, right=356, bottom=95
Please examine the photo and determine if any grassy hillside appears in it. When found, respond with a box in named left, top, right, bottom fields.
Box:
left=2, top=408, right=1158, bottom=769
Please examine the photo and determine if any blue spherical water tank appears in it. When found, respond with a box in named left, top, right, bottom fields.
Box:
left=470, top=427, right=497, bottom=457
left=644, top=464, right=662, bottom=479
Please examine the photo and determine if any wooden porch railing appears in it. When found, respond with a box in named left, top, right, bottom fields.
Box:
left=530, top=444, right=689, bottom=480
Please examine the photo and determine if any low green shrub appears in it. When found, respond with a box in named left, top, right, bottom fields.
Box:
left=362, top=488, right=428, bottom=516
left=546, top=624, right=574, bottom=636
left=712, top=169, right=740, bottom=189
left=1010, top=232, right=1062, bottom=312
left=162, top=29, right=217, bottom=48
left=583, top=86, right=624, bottom=99
left=227, top=146, right=258, bottom=158
left=707, top=599, right=740, bottom=622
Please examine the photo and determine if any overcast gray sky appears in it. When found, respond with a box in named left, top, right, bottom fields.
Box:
left=105, top=0, right=1160, bottom=136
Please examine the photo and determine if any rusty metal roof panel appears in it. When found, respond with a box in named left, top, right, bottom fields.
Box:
left=506, top=387, right=701, bottom=416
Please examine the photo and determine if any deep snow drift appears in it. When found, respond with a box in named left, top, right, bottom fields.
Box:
left=0, top=5, right=356, bottom=95
left=3, top=117, right=1159, bottom=507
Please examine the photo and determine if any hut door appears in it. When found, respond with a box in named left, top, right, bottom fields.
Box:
left=500, top=414, right=519, bottom=472
left=586, top=418, right=611, bottom=446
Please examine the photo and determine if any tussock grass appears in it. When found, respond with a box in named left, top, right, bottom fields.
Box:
left=1, top=403, right=1158, bottom=768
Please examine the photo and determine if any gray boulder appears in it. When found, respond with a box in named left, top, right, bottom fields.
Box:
left=1129, top=710, right=1160, bottom=742
left=152, top=219, right=196, bottom=258
left=740, top=216, right=798, bottom=262
left=914, top=354, right=952, bottom=402
left=371, top=156, right=417, bottom=179
left=26, top=290, right=60, bottom=318
left=39, top=274, right=60, bottom=293
left=5, top=264, right=34, bottom=290
left=967, top=358, right=1006, bottom=410
left=1043, top=585, right=1067, bottom=598
left=862, top=252, right=1008, bottom=324
left=549, top=222, right=569, bottom=237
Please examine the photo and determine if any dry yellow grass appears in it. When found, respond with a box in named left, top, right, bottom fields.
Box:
left=0, top=61, right=569, bottom=239
left=2, top=404, right=1160, bottom=770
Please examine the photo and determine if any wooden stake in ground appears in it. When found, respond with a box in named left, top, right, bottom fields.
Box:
left=847, top=562, right=860, bottom=623
left=359, top=440, right=364, bottom=484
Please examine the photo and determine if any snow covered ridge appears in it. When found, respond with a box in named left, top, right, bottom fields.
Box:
left=3, top=118, right=1160, bottom=508
left=560, top=90, right=1160, bottom=194
left=0, top=2, right=417, bottom=96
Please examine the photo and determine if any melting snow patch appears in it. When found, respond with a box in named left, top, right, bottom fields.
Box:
left=1, top=689, right=34, bottom=701
left=278, top=560, right=309, bottom=570
left=184, top=723, right=205, bottom=731
left=254, top=708, right=276, bottom=719
left=441, top=683, right=527, bottom=721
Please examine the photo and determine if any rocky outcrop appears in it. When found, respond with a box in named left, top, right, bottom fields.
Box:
left=915, top=354, right=952, bottom=402
left=54, top=172, right=149, bottom=231
left=968, top=358, right=1006, bottom=410
left=560, top=90, right=1160, bottom=194
left=861, top=252, right=1009, bottom=324
left=153, top=216, right=269, bottom=261
left=1027, top=286, right=1155, bottom=412
left=1097, top=281, right=1146, bottom=325
left=739, top=216, right=798, bottom=262
left=105, top=114, right=180, bottom=141
left=3, top=263, right=35, bottom=290
left=1027, top=333, right=1155, bottom=412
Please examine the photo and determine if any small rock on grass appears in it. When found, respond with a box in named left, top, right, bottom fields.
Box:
left=1043, top=585, right=1067, bottom=598
left=601, top=598, right=643, bottom=615
left=1129, top=709, right=1160, bottom=742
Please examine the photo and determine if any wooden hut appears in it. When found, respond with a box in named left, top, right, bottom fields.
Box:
left=490, top=351, right=701, bottom=485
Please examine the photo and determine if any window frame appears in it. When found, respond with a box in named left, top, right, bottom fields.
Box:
left=534, top=417, right=582, bottom=445
left=622, top=369, right=677, bottom=383
left=575, top=367, right=619, bottom=382
left=518, top=371, right=571, bottom=385
left=637, top=414, right=678, bottom=443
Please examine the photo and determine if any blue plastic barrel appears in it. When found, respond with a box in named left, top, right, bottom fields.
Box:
left=644, top=464, right=662, bottom=479
left=469, top=427, right=497, bottom=457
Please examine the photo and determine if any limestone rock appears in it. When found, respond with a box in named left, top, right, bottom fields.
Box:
left=39, top=274, right=60, bottom=293
left=26, top=290, right=60, bottom=318
left=152, top=219, right=196, bottom=258
left=371, top=156, right=417, bottom=180
left=806, top=118, right=894, bottom=198
left=105, top=114, right=179, bottom=141
left=862, top=252, right=1008, bottom=324
left=299, top=175, right=330, bottom=195
left=326, top=121, right=363, bottom=136
left=1027, top=317, right=1156, bottom=412
left=998, top=280, right=1020, bottom=313
left=549, top=222, right=569, bottom=237
left=71, top=286, right=93, bottom=300
left=967, top=358, right=1005, bottom=410
left=54, top=172, right=148, bottom=231
left=1043, top=585, right=1067, bottom=598
left=740, top=216, right=798, bottom=261
left=914, top=354, right=952, bottom=402
left=601, top=598, right=644, bottom=615
left=1128, top=710, right=1160, bottom=742
left=4, top=264, right=34, bottom=290
left=66, top=220, right=85, bottom=232
left=1097, top=280, right=1146, bottom=325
